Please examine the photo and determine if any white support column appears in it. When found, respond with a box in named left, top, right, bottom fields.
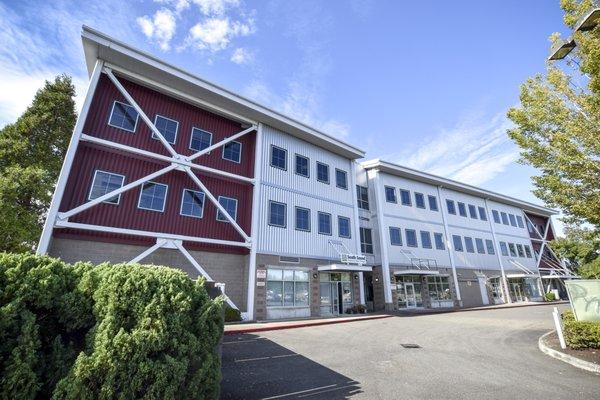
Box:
left=372, top=170, right=392, bottom=306
left=37, top=59, right=105, bottom=255
left=484, top=198, right=511, bottom=304
left=358, top=272, right=365, bottom=305
left=350, top=161, right=365, bottom=305
left=246, top=123, right=264, bottom=320
left=130, top=239, right=167, bottom=263
left=184, top=167, right=250, bottom=242
left=437, top=186, right=462, bottom=304
left=172, top=240, right=215, bottom=283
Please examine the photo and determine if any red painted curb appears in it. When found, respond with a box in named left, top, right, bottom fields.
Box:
left=224, top=314, right=392, bottom=335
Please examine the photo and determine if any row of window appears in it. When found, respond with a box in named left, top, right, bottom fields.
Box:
left=90, top=170, right=238, bottom=221
left=491, top=209, right=525, bottom=229
left=499, top=241, right=533, bottom=258
left=389, top=227, right=446, bottom=250
left=445, top=200, right=488, bottom=221
left=384, top=186, right=439, bottom=211
left=108, top=101, right=243, bottom=163
left=267, top=201, right=352, bottom=238
left=269, top=145, right=349, bottom=189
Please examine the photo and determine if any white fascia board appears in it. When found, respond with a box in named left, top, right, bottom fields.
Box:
left=361, top=159, right=557, bottom=217
left=81, top=26, right=365, bottom=160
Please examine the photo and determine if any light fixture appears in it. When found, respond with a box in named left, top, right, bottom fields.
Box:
left=574, top=6, right=600, bottom=32
left=548, top=38, right=576, bottom=60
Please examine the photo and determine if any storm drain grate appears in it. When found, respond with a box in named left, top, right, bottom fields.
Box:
left=400, top=343, right=421, bottom=349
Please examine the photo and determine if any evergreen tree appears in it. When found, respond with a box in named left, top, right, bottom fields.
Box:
left=0, top=75, right=76, bottom=252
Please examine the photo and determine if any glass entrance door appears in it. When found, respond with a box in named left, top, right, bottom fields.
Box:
left=511, top=282, right=524, bottom=302
left=405, top=283, right=417, bottom=308
left=320, top=282, right=342, bottom=315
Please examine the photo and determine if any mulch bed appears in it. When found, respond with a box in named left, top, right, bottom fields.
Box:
left=545, top=331, right=600, bottom=366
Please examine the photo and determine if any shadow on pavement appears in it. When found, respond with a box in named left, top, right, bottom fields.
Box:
left=221, top=333, right=362, bottom=399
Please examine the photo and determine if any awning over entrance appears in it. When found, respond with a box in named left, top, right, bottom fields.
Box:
left=506, top=273, right=538, bottom=279
left=317, top=264, right=372, bottom=272
left=394, top=269, right=440, bottom=276
left=541, top=275, right=579, bottom=279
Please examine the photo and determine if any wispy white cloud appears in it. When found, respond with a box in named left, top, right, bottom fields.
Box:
left=183, top=17, right=254, bottom=52
left=192, top=0, right=241, bottom=16
left=137, top=8, right=177, bottom=51
left=390, top=111, right=519, bottom=186
left=230, top=47, right=253, bottom=64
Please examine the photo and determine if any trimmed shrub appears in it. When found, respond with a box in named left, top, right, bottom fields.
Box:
left=544, top=292, right=556, bottom=301
left=223, top=304, right=242, bottom=322
left=561, top=310, right=600, bottom=349
left=0, top=253, right=224, bottom=399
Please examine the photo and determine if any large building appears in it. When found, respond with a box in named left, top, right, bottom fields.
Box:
left=38, top=27, right=573, bottom=321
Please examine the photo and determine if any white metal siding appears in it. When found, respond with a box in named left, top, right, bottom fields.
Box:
left=258, top=125, right=357, bottom=258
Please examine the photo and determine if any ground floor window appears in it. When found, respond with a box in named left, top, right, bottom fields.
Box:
left=427, top=276, right=451, bottom=301
left=396, top=275, right=423, bottom=308
left=266, top=268, right=309, bottom=307
left=490, top=279, right=503, bottom=300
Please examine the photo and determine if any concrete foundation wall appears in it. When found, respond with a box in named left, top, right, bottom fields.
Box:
left=48, top=237, right=249, bottom=311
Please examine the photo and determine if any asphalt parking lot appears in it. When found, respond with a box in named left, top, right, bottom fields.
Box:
left=221, top=304, right=599, bottom=399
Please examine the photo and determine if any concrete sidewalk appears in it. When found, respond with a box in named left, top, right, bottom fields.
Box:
left=393, top=300, right=570, bottom=316
left=224, top=313, right=391, bottom=335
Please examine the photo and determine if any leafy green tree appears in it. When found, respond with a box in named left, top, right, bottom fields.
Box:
left=551, top=224, right=599, bottom=269
left=507, top=0, right=600, bottom=231
left=0, top=75, right=76, bottom=252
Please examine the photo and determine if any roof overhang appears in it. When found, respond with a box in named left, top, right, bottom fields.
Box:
left=361, top=159, right=557, bottom=217
left=318, top=264, right=372, bottom=272
left=541, top=275, right=579, bottom=280
left=506, top=273, right=538, bottom=279
left=81, top=26, right=365, bottom=160
left=394, top=269, right=440, bottom=276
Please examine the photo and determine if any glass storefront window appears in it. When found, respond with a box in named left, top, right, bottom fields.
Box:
left=342, top=282, right=353, bottom=304
left=427, top=276, right=451, bottom=300
left=266, top=268, right=310, bottom=307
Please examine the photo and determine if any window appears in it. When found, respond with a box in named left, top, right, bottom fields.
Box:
left=389, top=227, right=402, bottom=246
left=180, top=189, right=204, bottom=218
left=516, top=215, right=525, bottom=228
left=318, top=212, right=332, bottom=235
left=485, top=239, right=495, bottom=255
left=335, top=169, right=348, bottom=189
left=270, top=145, right=287, bottom=170
left=478, top=206, right=487, bottom=221
left=357, top=185, right=369, bottom=210
left=138, top=181, right=168, bottom=212
left=152, top=115, right=178, bottom=144
left=189, top=128, right=212, bottom=152
left=452, top=235, right=463, bottom=252
left=360, top=228, right=373, bottom=254
left=338, top=216, right=351, bottom=238
left=295, top=207, right=310, bottom=231
left=524, top=245, right=533, bottom=258
left=468, top=204, right=478, bottom=219
left=266, top=268, right=309, bottom=307
left=269, top=201, right=287, bottom=228
left=385, top=186, right=397, bottom=203
left=434, top=233, right=445, bottom=250
left=446, top=199, right=456, bottom=215
left=420, top=231, right=432, bottom=249
left=501, top=212, right=509, bottom=225
left=499, top=242, right=509, bottom=256
left=316, top=162, right=329, bottom=183
left=475, top=238, right=485, bottom=254
left=464, top=237, right=475, bottom=253
left=108, top=101, right=138, bottom=132
left=509, top=214, right=517, bottom=227
left=222, top=140, right=242, bottom=163
left=216, top=196, right=238, bottom=222
left=400, top=189, right=411, bottom=206
left=427, top=276, right=452, bottom=301
left=457, top=202, right=467, bottom=217
left=89, top=170, right=125, bottom=204
left=508, top=243, right=517, bottom=257
left=428, top=195, right=438, bottom=211
left=295, top=154, right=309, bottom=177
left=405, top=229, right=418, bottom=247
left=415, top=193, right=426, bottom=209
left=492, top=210, right=501, bottom=223
left=516, top=244, right=525, bottom=257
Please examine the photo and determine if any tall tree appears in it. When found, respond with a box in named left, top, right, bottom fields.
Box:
left=0, top=75, right=76, bottom=252
left=507, top=0, right=600, bottom=231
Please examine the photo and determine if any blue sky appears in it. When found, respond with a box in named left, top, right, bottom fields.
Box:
left=0, top=0, right=569, bottom=232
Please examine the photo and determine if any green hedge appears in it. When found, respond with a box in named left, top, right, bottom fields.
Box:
left=561, top=310, right=600, bottom=350
left=0, top=253, right=224, bottom=399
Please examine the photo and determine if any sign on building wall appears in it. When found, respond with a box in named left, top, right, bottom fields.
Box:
left=257, top=270, right=266, bottom=279
left=565, top=280, right=600, bottom=322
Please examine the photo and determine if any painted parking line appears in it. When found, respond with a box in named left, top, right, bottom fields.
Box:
left=234, top=353, right=300, bottom=363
